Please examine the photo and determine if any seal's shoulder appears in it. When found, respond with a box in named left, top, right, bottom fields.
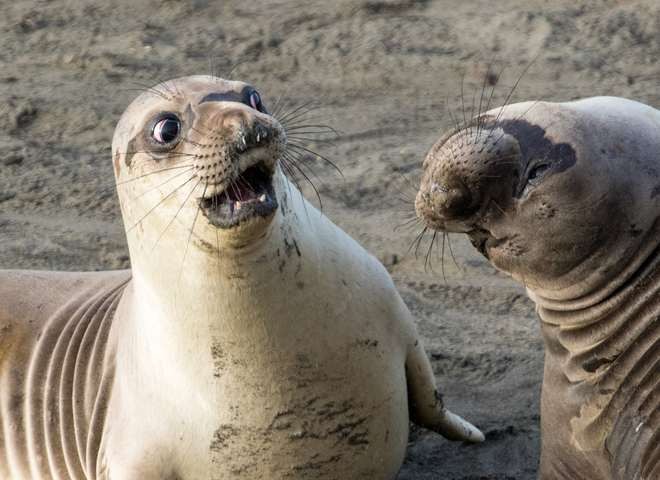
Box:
left=0, top=269, right=132, bottom=334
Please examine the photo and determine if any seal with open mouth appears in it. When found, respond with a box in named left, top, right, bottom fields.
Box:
left=0, top=75, right=483, bottom=480
left=416, top=97, right=660, bottom=480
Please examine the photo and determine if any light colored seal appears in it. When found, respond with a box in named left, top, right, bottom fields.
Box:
left=0, top=75, right=483, bottom=480
left=415, top=96, right=660, bottom=480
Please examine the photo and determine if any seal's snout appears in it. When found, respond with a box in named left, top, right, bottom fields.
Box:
left=185, top=101, right=287, bottom=230
left=416, top=126, right=520, bottom=233
left=430, top=180, right=474, bottom=219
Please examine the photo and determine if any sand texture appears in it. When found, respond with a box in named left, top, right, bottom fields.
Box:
left=1, top=1, right=659, bottom=478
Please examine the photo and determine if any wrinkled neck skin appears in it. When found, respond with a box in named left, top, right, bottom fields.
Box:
left=528, top=215, right=660, bottom=479
left=117, top=170, right=317, bottom=386
left=528, top=237, right=660, bottom=479
left=527, top=218, right=660, bottom=310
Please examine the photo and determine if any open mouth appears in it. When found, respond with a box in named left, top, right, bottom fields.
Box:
left=468, top=228, right=505, bottom=259
left=199, top=161, right=278, bottom=229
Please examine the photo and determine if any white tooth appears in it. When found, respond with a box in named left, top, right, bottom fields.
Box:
left=256, top=133, right=261, bottom=142
left=235, top=201, right=242, bottom=210
left=259, top=194, right=266, bottom=202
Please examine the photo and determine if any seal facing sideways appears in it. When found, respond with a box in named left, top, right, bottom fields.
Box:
left=416, top=97, right=660, bottom=480
left=0, top=75, right=483, bottom=480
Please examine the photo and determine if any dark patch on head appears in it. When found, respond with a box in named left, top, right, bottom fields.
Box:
left=487, top=119, right=577, bottom=197
left=124, top=134, right=140, bottom=168
left=199, top=86, right=252, bottom=106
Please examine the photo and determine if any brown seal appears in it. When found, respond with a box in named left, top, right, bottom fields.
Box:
left=416, top=97, right=659, bottom=480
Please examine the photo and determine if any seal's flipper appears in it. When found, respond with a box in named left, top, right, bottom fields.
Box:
left=405, top=339, right=485, bottom=443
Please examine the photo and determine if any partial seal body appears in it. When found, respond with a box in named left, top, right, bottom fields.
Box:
left=0, top=76, right=483, bottom=480
left=416, top=97, right=660, bottom=479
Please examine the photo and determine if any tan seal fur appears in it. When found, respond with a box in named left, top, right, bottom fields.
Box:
left=416, top=97, right=660, bottom=480
left=0, top=75, right=483, bottom=480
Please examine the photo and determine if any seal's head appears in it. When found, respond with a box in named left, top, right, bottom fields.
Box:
left=112, top=75, right=287, bottom=253
left=416, top=98, right=660, bottom=301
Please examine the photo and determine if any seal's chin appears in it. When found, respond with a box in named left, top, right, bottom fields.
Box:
left=199, top=161, right=278, bottom=229
left=468, top=228, right=507, bottom=261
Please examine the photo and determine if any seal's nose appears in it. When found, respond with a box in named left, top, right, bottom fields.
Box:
left=429, top=181, right=474, bottom=219
left=415, top=177, right=478, bottom=233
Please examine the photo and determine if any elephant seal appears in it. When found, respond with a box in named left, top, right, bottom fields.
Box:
left=0, top=75, right=483, bottom=480
left=415, top=96, right=660, bottom=480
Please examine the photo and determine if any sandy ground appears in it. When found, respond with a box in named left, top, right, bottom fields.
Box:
left=1, top=1, right=659, bottom=478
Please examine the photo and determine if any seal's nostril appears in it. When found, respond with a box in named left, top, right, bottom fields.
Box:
left=432, top=181, right=474, bottom=220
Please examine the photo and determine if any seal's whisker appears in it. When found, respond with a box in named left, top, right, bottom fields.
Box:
left=287, top=142, right=343, bottom=178
left=136, top=167, right=195, bottom=200
left=406, top=226, right=428, bottom=259
left=475, top=62, right=491, bottom=137
left=424, top=231, right=438, bottom=273
left=116, top=164, right=195, bottom=186
left=393, top=169, right=422, bottom=197
left=511, top=99, right=543, bottom=126
left=180, top=137, right=205, bottom=148
left=414, top=227, right=429, bottom=259
left=460, top=71, right=469, bottom=139
left=278, top=106, right=326, bottom=129
left=152, top=177, right=201, bottom=251
left=120, top=87, right=171, bottom=101
left=119, top=151, right=196, bottom=158
left=189, top=125, right=214, bottom=138
left=280, top=158, right=313, bottom=221
left=177, top=182, right=206, bottom=289
left=480, top=63, right=506, bottom=136
left=270, top=93, right=287, bottom=118
left=441, top=233, right=448, bottom=284
left=277, top=100, right=322, bottom=124
left=468, top=85, right=478, bottom=139
left=286, top=135, right=337, bottom=145
left=388, top=177, right=417, bottom=206
left=126, top=175, right=197, bottom=233
left=445, top=94, right=463, bottom=144
left=234, top=175, right=257, bottom=197
left=490, top=199, right=511, bottom=221
left=446, top=233, right=461, bottom=272
left=281, top=153, right=323, bottom=210
left=126, top=81, right=173, bottom=101
left=280, top=115, right=333, bottom=130
left=284, top=149, right=329, bottom=196
left=279, top=160, right=300, bottom=192
left=283, top=124, right=339, bottom=134
left=491, top=53, right=539, bottom=134
left=225, top=59, right=249, bottom=80
left=277, top=102, right=317, bottom=124
left=279, top=163, right=296, bottom=202
left=394, top=217, right=421, bottom=232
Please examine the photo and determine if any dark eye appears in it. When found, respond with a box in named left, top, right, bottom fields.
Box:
left=152, top=115, right=181, bottom=144
left=528, top=163, right=550, bottom=182
left=248, top=90, right=264, bottom=112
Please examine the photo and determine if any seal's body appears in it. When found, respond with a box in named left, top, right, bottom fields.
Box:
left=0, top=76, right=482, bottom=480
left=416, top=97, right=660, bottom=480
